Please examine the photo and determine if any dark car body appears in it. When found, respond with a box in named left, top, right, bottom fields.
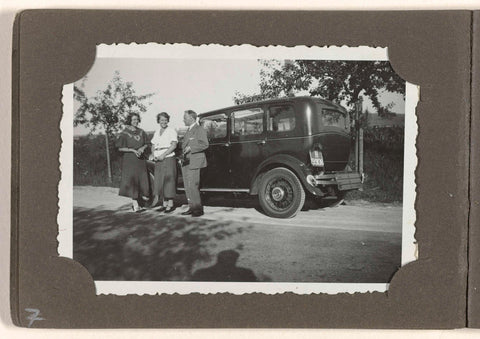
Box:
left=148, top=96, right=362, bottom=218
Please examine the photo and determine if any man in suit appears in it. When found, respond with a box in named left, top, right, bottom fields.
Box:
left=181, top=110, right=209, bottom=217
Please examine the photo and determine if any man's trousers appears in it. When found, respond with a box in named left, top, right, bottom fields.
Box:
left=181, top=165, right=202, bottom=212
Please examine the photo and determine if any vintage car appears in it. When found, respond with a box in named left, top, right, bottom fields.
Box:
left=148, top=96, right=363, bottom=218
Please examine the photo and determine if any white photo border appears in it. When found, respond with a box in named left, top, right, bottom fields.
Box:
left=58, top=44, right=418, bottom=295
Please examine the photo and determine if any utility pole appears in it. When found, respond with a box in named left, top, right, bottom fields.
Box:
left=354, top=98, right=364, bottom=174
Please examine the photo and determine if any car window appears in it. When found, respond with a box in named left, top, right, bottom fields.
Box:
left=200, top=113, right=228, bottom=140
left=322, top=108, right=347, bottom=129
left=232, top=107, right=264, bottom=137
left=268, top=105, right=296, bottom=133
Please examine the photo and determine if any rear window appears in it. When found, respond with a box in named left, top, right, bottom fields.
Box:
left=321, top=108, right=348, bottom=129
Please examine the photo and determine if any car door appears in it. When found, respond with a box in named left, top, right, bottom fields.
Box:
left=265, top=103, right=301, bottom=160
left=199, top=112, right=232, bottom=189
left=229, top=106, right=267, bottom=189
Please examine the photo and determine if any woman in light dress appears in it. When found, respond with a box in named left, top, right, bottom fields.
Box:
left=150, top=112, right=178, bottom=213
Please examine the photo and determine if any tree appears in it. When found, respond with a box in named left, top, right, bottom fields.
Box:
left=234, top=60, right=405, bottom=116
left=73, top=71, right=155, bottom=183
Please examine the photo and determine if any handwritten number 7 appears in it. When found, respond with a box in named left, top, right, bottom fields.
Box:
left=25, top=308, right=45, bottom=327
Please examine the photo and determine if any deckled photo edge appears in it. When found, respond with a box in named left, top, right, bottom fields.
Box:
left=58, top=43, right=417, bottom=296
left=58, top=84, right=74, bottom=259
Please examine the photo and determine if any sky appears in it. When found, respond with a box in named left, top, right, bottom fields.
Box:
left=73, top=58, right=405, bottom=135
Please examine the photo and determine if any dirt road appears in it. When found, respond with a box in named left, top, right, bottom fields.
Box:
left=73, top=186, right=402, bottom=283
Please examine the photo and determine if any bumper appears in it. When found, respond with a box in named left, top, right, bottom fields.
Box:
left=312, top=171, right=363, bottom=191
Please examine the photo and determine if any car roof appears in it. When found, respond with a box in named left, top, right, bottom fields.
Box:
left=198, top=96, right=347, bottom=118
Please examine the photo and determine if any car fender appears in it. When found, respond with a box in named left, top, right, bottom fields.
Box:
left=249, top=154, right=323, bottom=196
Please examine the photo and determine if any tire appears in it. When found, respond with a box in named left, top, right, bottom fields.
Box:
left=258, top=167, right=306, bottom=218
left=145, top=171, right=156, bottom=208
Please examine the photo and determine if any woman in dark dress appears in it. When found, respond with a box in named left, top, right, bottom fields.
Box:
left=115, top=113, right=150, bottom=212
left=150, top=112, right=178, bottom=213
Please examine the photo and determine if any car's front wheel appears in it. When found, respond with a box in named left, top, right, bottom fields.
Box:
left=258, top=167, right=305, bottom=218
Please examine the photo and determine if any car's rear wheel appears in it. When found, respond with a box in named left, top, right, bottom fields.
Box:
left=258, top=167, right=305, bottom=218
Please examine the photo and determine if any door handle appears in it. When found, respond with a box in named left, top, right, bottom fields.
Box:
left=223, top=142, right=230, bottom=147
left=257, top=140, right=266, bottom=145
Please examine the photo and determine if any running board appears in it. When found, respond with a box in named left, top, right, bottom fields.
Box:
left=177, top=188, right=250, bottom=193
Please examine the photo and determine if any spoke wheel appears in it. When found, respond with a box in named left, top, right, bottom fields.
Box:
left=258, top=168, right=305, bottom=218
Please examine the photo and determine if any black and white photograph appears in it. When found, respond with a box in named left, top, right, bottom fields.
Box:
left=58, top=44, right=417, bottom=295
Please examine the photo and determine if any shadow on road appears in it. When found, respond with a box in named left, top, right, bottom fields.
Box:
left=198, top=191, right=344, bottom=214
left=169, top=192, right=266, bottom=217
left=73, top=207, right=253, bottom=281
left=191, top=250, right=258, bottom=282
left=73, top=186, right=402, bottom=284
left=201, top=192, right=268, bottom=216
